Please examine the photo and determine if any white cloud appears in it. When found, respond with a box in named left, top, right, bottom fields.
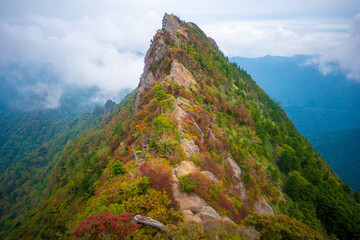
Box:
left=300, top=13, right=360, bottom=81
left=332, top=12, right=360, bottom=80
left=201, top=15, right=360, bottom=82
left=0, top=12, right=162, bottom=107
left=201, top=20, right=349, bottom=57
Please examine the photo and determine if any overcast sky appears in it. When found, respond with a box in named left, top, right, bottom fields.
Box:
left=0, top=0, right=359, bottom=107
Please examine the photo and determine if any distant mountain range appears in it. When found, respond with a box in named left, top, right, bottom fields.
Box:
left=231, top=55, right=360, bottom=191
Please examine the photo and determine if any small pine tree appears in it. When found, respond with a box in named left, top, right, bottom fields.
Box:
left=111, top=161, right=125, bottom=176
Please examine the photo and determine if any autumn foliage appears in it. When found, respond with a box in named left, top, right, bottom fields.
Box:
left=139, top=159, right=171, bottom=192
left=71, top=212, right=141, bottom=240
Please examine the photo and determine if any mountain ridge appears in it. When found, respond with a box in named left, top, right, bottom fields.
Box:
left=5, top=13, right=360, bottom=239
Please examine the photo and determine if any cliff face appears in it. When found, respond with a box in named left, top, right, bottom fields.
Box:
left=135, top=13, right=190, bottom=112
left=9, top=14, right=360, bottom=240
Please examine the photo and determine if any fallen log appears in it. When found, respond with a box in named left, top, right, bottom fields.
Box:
left=133, top=215, right=167, bottom=232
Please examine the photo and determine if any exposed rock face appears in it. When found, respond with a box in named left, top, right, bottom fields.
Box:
left=200, top=171, right=219, bottom=184
left=254, top=196, right=274, bottom=215
left=226, top=157, right=242, bottom=181
left=208, top=128, right=215, bottom=140
left=163, top=61, right=197, bottom=89
left=172, top=98, right=202, bottom=157
left=226, top=157, right=274, bottom=214
left=173, top=99, right=189, bottom=134
left=236, top=182, right=247, bottom=200
left=173, top=98, right=204, bottom=146
left=173, top=161, right=198, bottom=178
left=198, top=206, right=221, bottom=220
left=182, top=209, right=202, bottom=223
left=134, top=34, right=167, bottom=112
left=180, top=139, right=200, bottom=157
left=162, top=13, right=188, bottom=38
left=135, top=14, right=193, bottom=113
left=104, top=100, right=116, bottom=114
left=171, top=161, right=234, bottom=224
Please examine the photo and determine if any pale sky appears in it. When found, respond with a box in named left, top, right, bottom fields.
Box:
left=0, top=0, right=359, bottom=107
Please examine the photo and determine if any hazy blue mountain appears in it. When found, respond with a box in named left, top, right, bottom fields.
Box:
left=0, top=76, right=19, bottom=110
left=231, top=55, right=360, bottom=135
left=309, top=128, right=360, bottom=191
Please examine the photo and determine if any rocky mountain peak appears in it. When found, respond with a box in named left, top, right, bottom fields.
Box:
left=162, top=13, right=188, bottom=38
left=104, top=99, right=116, bottom=114
left=135, top=13, right=200, bottom=112
left=10, top=13, right=360, bottom=240
left=132, top=13, right=277, bottom=224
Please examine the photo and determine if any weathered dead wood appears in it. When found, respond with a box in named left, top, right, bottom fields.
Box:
left=133, top=215, right=168, bottom=233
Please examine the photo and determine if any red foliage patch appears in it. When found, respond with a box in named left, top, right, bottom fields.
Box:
left=71, top=212, right=141, bottom=239
left=139, top=160, right=179, bottom=210
left=139, top=161, right=171, bottom=192
left=109, top=134, right=121, bottom=152
left=166, top=85, right=173, bottom=94
left=238, top=205, right=249, bottom=220
left=194, top=138, right=205, bottom=152
left=176, top=88, right=190, bottom=100
left=219, top=193, right=233, bottom=211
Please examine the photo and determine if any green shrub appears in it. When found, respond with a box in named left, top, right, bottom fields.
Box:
left=277, top=150, right=300, bottom=174
left=179, top=174, right=198, bottom=192
left=111, top=161, right=125, bottom=176
left=244, top=214, right=324, bottom=240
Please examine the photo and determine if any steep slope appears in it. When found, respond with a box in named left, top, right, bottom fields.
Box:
left=230, top=55, right=360, bottom=135
left=8, top=14, right=360, bottom=240
left=230, top=55, right=360, bottom=192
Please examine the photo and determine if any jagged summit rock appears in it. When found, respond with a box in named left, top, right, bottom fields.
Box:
left=104, top=99, right=116, bottom=114
left=135, top=13, right=192, bottom=112
left=162, top=13, right=186, bottom=36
